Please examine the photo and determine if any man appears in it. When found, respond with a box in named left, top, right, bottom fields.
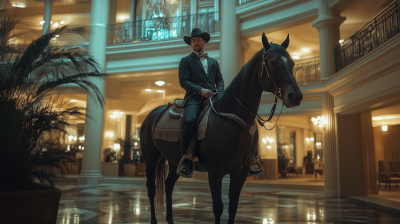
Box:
left=177, top=28, right=222, bottom=177
left=177, top=28, right=263, bottom=178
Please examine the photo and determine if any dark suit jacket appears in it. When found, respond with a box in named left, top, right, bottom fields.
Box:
left=179, top=52, right=224, bottom=106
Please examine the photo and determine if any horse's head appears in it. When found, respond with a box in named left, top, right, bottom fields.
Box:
left=257, top=33, right=303, bottom=108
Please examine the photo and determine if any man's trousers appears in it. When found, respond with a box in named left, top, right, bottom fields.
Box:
left=181, top=103, right=202, bottom=156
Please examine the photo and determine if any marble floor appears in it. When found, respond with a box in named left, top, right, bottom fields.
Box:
left=55, top=182, right=400, bottom=224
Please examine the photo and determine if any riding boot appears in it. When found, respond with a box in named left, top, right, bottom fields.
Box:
left=248, top=156, right=264, bottom=177
left=177, top=126, right=196, bottom=178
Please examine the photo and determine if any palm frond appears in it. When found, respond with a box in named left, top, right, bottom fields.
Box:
left=0, top=11, right=107, bottom=191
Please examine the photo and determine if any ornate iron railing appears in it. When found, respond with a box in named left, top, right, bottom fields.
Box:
left=238, top=0, right=257, bottom=5
left=107, top=12, right=219, bottom=45
left=335, top=0, right=400, bottom=71
left=293, top=56, right=320, bottom=85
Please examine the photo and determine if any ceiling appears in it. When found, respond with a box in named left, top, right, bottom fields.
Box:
left=372, top=104, right=400, bottom=127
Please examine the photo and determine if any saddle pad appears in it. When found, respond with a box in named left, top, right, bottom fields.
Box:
left=154, top=107, right=211, bottom=142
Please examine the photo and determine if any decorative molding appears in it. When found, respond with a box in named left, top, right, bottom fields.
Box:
left=334, top=87, right=400, bottom=115
left=240, top=4, right=318, bottom=37
left=236, top=0, right=297, bottom=19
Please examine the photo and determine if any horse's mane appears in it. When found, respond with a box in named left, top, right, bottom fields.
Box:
left=214, top=43, right=291, bottom=113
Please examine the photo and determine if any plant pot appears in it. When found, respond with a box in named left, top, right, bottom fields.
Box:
left=123, top=163, right=136, bottom=176
left=0, top=186, right=62, bottom=224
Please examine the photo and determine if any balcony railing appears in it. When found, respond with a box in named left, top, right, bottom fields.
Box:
left=238, top=0, right=257, bottom=5
left=293, top=56, right=320, bottom=86
left=335, top=0, right=400, bottom=71
left=107, top=12, right=220, bottom=45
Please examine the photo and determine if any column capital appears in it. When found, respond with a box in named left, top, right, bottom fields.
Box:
left=312, top=14, right=346, bottom=31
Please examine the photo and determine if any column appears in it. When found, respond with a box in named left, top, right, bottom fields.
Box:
left=214, top=0, right=219, bottom=21
left=42, top=0, right=53, bottom=35
left=178, top=0, right=183, bottom=37
left=78, top=0, right=109, bottom=186
left=312, top=0, right=345, bottom=80
left=130, top=0, right=137, bottom=41
left=190, top=0, right=197, bottom=32
left=322, top=92, right=339, bottom=196
left=360, top=112, right=378, bottom=195
left=220, top=0, right=241, bottom=85
left=336, top=111, right=378, bottom=196
left=141, top=0, right=147, bottom=39
left=108, top=0, right=117, bottom=44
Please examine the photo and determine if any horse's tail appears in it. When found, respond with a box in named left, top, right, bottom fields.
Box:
left=155, top=156, right=168, bottom=211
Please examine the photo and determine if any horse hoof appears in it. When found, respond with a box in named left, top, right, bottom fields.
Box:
left=166, top=217, right=174, bottom=224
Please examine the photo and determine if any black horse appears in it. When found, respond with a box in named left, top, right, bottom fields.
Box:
left=140, top=33, right=303, bottom=224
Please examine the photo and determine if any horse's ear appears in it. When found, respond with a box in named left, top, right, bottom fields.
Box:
left=262, top=32, right=270, bottom=50
left=281, top=34, right=290, bottom=49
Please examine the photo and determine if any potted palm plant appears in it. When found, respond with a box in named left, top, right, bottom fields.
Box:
left=0, top=11, right=105, bottom=224
left=117, top=137, right=142, bottom=176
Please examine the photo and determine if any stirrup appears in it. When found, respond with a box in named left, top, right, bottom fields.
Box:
left=248, top=156, right=264, bottom=177
left=176, top=154, right=195, bottom=178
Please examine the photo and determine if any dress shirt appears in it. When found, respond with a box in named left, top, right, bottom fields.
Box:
left=193, top=50, right=208, bottom=76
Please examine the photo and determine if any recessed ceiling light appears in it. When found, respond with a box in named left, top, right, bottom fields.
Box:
left=292, top=55, right=300, bottom=60
left=155, top=81, right=165, bottom=86
left=145, top=89, right=151, bottom=92
left=12, top=3, right=25, bottom=8
left=157, top=90, right=164, bottom=93
left=70, top=99, right=77, bottom=102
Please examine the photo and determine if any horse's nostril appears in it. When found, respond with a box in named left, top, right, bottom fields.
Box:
left=288, top=93, right=296, bottom=102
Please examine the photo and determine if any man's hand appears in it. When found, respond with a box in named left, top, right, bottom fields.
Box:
left=200, top=88, right=213, bottom=98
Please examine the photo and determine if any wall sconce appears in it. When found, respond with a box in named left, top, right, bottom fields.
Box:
left=267, top=145, right=272, bottom=150
left=316, top=142, right=322, bottom=146
left=306, top=137, right=315, bottom=142
left=68, top=135, right=73, bottom=141
left=110, top=111, right=123, bottom=118
left=106, top=132, right=113, bottom=138
left=73, top=136, right=77, bottom=141
left=262, top=137, right=274, bottom=144
left=382, top=125, right=388, bottom=132
left=311, top=116, right=326, bottom=127
left=78, top=136, right=85, bottom=141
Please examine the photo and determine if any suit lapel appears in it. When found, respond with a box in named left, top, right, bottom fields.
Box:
left=190, top=53, right=207, bottom=78
left=207, top=57, right=213, bottom=81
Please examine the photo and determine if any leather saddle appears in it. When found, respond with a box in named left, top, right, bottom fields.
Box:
left=168, top=98, right=210, bottom=119
left=167, top=99, right=185, bottom=118
left=167, top=98, right=212, bottom=173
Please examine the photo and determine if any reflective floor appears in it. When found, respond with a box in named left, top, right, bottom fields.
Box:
left=56, top=182, right=400, bottom=224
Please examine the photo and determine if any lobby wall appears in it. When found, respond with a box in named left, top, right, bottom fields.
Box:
left=373, top=124, right=400, bottom=173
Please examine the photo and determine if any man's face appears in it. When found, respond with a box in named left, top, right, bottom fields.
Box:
left=191, top=37, right=206, bottom=52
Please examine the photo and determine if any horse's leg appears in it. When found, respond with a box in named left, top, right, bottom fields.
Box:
left=227, top=172, right=248, bottom=224
left=165, top=163, right=180, bottom=224
left=208, top=170, right=224, bottom=224
left=142, top=136, right=161, bottom=224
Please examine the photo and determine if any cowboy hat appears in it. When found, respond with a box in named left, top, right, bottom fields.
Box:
left=184, top=28, right=210, bottom=45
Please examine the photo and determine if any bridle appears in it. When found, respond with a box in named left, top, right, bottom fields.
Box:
left=208, top=47, right=285, bottom=171
left=236, top=47, right=284, bottom=131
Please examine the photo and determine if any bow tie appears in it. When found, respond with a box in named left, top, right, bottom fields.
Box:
left=198, top=53, right=208, bottom=58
